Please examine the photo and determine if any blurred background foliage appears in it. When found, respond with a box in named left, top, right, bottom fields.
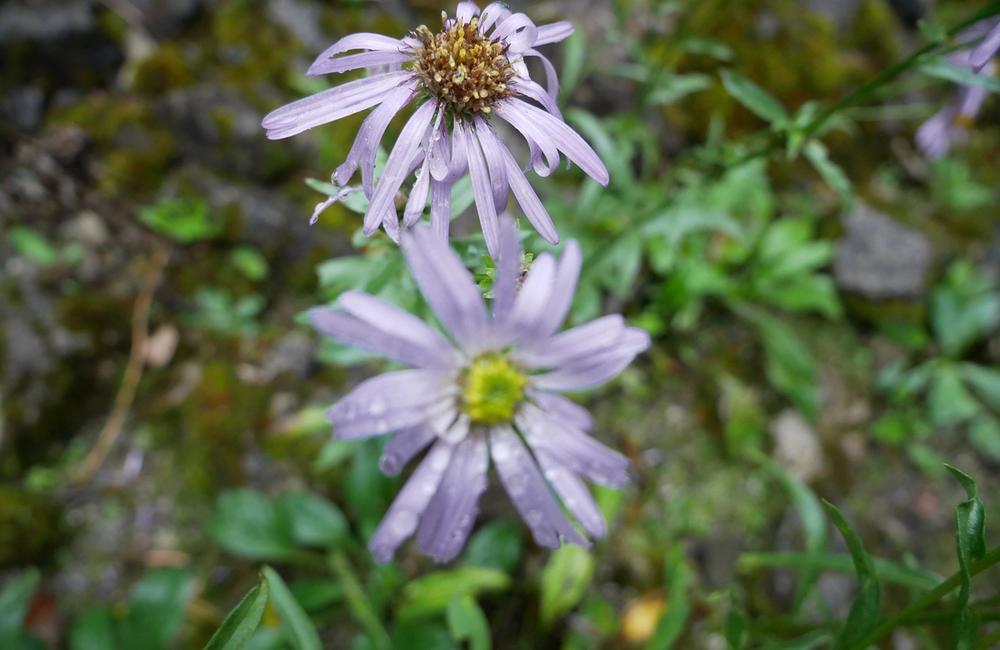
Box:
left=1, top=0, right=1000, bottom=648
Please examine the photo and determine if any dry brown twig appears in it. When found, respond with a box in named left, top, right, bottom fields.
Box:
left=74, top=245, right=169, bottom=483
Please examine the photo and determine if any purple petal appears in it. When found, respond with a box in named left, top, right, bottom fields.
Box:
left=313, top=33, right=407, bottom=60
left=262, top=71, right=411, bottom=139
left=430, top=178, right=452, bottom=239
left=309, top=306, right=455, bottom=369
left=524, top=48, right=561, bottom=100
left=338, top=290, right=458, bottom=362
left=529, top=327, right=650, bottom=391
left=971, top=21, right=1000, bottom=72
left=364, top=100, right=437, bottom=235
left=462, top=121, right=501, bottom=257
left=516, top=314, right=625, bottom=368
left=479, top=2, right=512, bottom=33
left=516, top=404, right=630, bottom=488
left=416, top=433, right=489, bottom=561
left=494, top=13, right=538, bottom=55
left=504, top=98, right=609, bottom=185
left=429, top=121, right=452, bottom=181
left=915, top=107, right=957, bottom=159
left=490, top=426, right=587, bottom=548
left=534, top=240, right=581, bottom=337
left=494, top=101, right=560, bottom=176
left=500, top=145, right=559, bottom=244
left=472, top=118, right=510, bottom=211
left=404, top=158, right=432, bottom=226
left=334, top=82, right=417, bottom=189
left=455, top=1, right=480, bottom=22
left=504, top=253, right=556, bottom=339
left=308, top=50, right=411, bottom=76
left=535, top=21, right=574, bottom=46
left=380, top=425, right=436, bottom=475
left=369, top=440, right=454, bottom=563
left=511, top=78, right=562, bottom=120
left=401, top=224, right=489, bottom=352
left=534, top=448, right=606, bottom=538
left=527, top=390, right=595, bottom=432
left=492, top=216, right=522, bottom=321
left=326, top=368, right=453, bottom=432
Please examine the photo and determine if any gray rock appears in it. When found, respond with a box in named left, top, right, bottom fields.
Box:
left=834, top=203, right=933, bottom=299
left=0, top=86, right=44, bottom=132
left=0, top=1, right=94, bottom=44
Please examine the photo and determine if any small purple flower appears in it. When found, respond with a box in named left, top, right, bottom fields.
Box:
left=263, top=2, right=608, bottom=257
left=309, top=218, right=649, bottom=563
left=970, top=18, right=1000, bottom=72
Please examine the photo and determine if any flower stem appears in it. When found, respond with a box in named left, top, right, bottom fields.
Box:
left=328, top=551, right=392, bottom=650
left=853, top=544, right=1000, bottom=649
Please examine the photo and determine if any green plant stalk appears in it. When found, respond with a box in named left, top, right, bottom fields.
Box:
left=725, top=0, right=1000, bottom=170
left=328, top=551, right=392, bottom=650
left=974, top=626, right=1000, bottom=650
left=852, top=544, right=1000, bottom=649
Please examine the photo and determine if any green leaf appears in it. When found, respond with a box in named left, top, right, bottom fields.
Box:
left=720, top=70, right=788, bottom=124
left=400, top=567, right=510, bottom=620
left=560, top=30, right=587, bottom=98
left=139, top=197, right=219, bottom=243
left=229, top=247, right=269, bottom=281
left=824, top=502, right=880, bottom=650
left=69, top=608, right=118, bottom=650
left=754, top=452, right=828, bottom=609
left=261, top=567, right=322, bottom=650
left=738, top=552, right=940, bottom=591
left=645, top=546, right=692, bottom=650
left=803, top=140, right=853, bottom=212
left=969, top=415, right=1000, bottom=462
left=724, top=596, right=747, bottom=650
left=959, top=363, right=1000, bottom=412
left=327, top=552, right=390, bottom=650
left=446, top=595, right=491, bottom=650
left=539, top=545, right=595, bottom=626
left=462, top=521, right=523, bottom=573
left=931, top=263, right=1000, bottom=357
left=119, top=568, right=194, bottom=650
left=946, top=465, right=986, bottom=649
left=567, top=108, right=635, bottom=189
left=0, top=568, right=40, bottom=637
left=921, top=58, right=1000, bottom=94
left=207, top=489, right=300, bottom=562
left=8, top=227, right=59, bottom=267
left=204, top=580, right=270, bottom=650
left=276, top=491, right=349, bottom=549
left=928, top=364, right=980, bottom=427
left=766, top=630, right=833, bottom=650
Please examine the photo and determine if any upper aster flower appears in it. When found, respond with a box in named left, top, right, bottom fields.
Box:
left=308, top=218, right=649, bottom=563
left=917, top=20, right=999, bottom=159
left=263, top=2, right=609, bottom=257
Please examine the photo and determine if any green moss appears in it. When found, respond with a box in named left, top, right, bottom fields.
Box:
left=132, top=46, right=194, bottom=95
left=0, top=486, right=66, bottom=568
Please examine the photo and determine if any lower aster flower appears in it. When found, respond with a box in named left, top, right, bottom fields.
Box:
left=262, top=2, right=608, bottom=257
left=309, top=218, right=649, bottom=563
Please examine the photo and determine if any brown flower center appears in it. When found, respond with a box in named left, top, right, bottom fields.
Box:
left=410, top=14, right=515, bottom=116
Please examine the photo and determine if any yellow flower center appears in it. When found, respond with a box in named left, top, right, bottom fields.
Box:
left=411, top=14, right=515, bottom=116
left=462, top=355, right=527, bottom=425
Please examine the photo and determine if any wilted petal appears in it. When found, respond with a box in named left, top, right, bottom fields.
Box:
left=312, top=33, right=408, bottom=61
left=369, top=441, right=454, bottom=563
left=494, top=101, right=560, bottom=176
left=504, top=98, right=609, bottom=185
left=463, top=121, right=501, bottom=257
left=364, top=100, right=437, bottom=235
left=479, top=2, right=512, bottom=33
left=511, top=78, right=562, bottom=120
left=401, top=224, right=489, bottom=352
left=490, top=426, right=587, bottom=548
left=430, top=178, right=452, bottom=239
left=494, top=13, right=538, bottom=55
left=334, top=82, right=417, bottom=189
left=517, top=404, right=630, bottom=488
left=534, top=21, right=574, bottom=46
left=472, top=117, right=510, bottom=211
left=380, top=425, right=436, bottom=475
left=534, top=448, right=606, bottom=538
left=417, top=433, right=489, bottom=561
left=404, top=158, right=432, bottom=226
left=524, top=48, right=560, bottom=100
left=262, top=71, right=411, bottom=140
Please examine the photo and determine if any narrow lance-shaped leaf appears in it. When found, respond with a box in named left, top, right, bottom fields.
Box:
left=539, top=545, right=595, bottom=626
left=824, top=501, right=880, bottom=650
left=645, top=546, right=693, bottom=650
left=946, top=465, right=986, bottom=650
left=203, top=578, right=270, bottom=650
left=261, top=567, right=322, bottom=650
left=720, top=69, right=789, bottom=125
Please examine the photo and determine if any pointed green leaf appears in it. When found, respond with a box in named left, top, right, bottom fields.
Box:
left=203, top=580, right=269, bottom=650
left=69, top=608, right=117, bottom=650
left=261, top=567, right=322, bottom=650
left=446, top=595, right=491, bottom=650
left=803, top=141, right=853, bottom=212
left=824, top=502, right=880, bottom=650
left=946, top=465, right=986, bottom=649
left=645, top=546, right=692, bottom=650
left=120, top=567, right=194, bottom=650
left=720, top=70, right=788, bottom=124
left=540, top=545, right=595, bottom=626
left=0, top=568, right=40, bottom=637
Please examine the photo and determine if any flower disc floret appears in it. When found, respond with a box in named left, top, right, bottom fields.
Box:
left=411, top=15, right=515, bottom=116
left=462, top=355, right=527, bottom=424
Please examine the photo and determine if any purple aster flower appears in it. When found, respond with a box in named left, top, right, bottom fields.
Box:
left=262, top=2, right=609, bottom=256
left=970, top=18, right=1000, bottom=72
left=308, top=218, right=649, bottom=563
